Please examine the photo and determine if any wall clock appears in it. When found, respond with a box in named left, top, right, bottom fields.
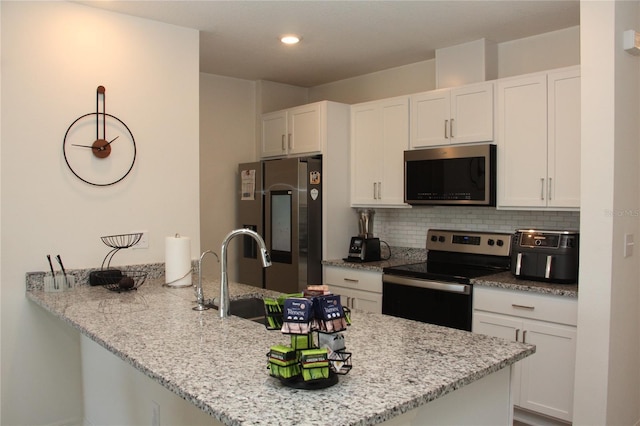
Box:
left=63, top=86, right=137, bottom=186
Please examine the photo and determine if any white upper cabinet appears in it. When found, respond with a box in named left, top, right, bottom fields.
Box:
left=410, top=81, right=494, bottom=148
left=351, top=96, right=409, bottom=207
left=261, top=102, right=325, bottom=158
left=547, top=68, right=581, bottom=208
left=497, top=66, right=580, bottom=209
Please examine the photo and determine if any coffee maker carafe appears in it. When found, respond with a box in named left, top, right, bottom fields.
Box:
left=347, top=209, right=381, bottom=262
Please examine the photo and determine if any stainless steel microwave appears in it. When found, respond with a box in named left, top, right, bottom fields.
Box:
left=404, top=144, right=496, bottom=206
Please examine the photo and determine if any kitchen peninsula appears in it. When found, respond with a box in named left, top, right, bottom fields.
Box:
left=27, top=274, right=534, bottom=425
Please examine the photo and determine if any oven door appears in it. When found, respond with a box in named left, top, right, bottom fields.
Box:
left=382, top=274, right=472, bottom=331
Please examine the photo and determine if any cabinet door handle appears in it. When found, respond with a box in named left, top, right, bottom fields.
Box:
left=373, top=182, right=378, bottom=199
left=343, top=278, right=359, bottom=283
left=540, top=178, right=545, bottom=200
left=512, top=303, right=535, bottom=310
left=548, top=177, right=553, bottom=200
left=377, top=181, right=382, bottom=199
left=288, top=133, right=292, bottom=150
left=515, top=328, right=520, bottom=342
left=444, top=119, right=449, bottom=138
left=281, top=135, right=286, bottom=151
left=522, top=330, right=528, bottom=344
left=450, top=118, right=454, bottom=138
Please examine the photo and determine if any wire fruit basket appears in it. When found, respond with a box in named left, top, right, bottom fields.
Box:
left=89, top=233, right=147, bottom=292
left=92, top=269, right=148, bottom=292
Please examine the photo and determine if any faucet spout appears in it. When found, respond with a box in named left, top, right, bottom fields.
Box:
left=193, top=250, right=219, bottom=311
left=220, top=228, right=271, bottom=318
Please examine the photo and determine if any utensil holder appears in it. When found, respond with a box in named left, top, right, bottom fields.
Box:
left=44, top=272, right=75, bottom=292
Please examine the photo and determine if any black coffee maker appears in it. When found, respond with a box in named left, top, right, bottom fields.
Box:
left=346, top=209, right=381, bottom=262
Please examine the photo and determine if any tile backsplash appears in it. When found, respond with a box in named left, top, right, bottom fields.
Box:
left=373, top=207, right=580, bottom=249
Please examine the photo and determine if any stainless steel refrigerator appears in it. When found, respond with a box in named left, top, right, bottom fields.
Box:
left=237, top=157, right=322, bottom=293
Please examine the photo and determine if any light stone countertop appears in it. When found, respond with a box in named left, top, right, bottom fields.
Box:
left=323, top=258, right=578, bottom=298
left=27, top=276, right=534, bottom=426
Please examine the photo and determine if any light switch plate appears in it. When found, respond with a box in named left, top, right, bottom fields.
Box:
left=624, top=233, right=634, bottom=258
left=133, top=231, right=149, bottom=249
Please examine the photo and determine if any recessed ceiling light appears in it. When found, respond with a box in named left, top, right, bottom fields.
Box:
left=280, top=35, right=301, bottom=45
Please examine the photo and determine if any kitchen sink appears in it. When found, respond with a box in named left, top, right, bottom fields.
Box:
left=211, top=297, right=265, bottom=323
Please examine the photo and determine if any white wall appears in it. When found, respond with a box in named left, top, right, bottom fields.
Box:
left=308, top=26, right=579, bottom=105
left=199, top=73, right=257, bottom=280
left=574, top=2, right=640, bottom=425
left=0, top=2, right=200, bottom=424
left=309, top=60, right=436, bottom=104
left=81, top=336, right=219, bottom=426
left=498, top=26, right=581, bottom=78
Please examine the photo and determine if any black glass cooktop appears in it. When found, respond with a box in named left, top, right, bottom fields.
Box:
left=383, top=261, right=506, bottom=284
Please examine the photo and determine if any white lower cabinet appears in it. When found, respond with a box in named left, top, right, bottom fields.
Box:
left=324, top=266, right=382, bottom=314
left=473, top=286, right=577, bottom=423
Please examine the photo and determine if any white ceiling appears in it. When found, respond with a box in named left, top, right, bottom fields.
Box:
left=77, top=0, right=580, bottom=88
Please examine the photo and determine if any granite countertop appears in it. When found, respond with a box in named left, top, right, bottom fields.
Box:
left=472, top=271, right=578, bottom=298
left=27, top=277, right=534, bottom=426
left=324, top=258, right=578, bottom=298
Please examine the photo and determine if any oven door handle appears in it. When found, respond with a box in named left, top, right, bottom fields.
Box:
left=383, top=275, right=471, bottom=295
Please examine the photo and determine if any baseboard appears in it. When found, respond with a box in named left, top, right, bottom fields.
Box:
left=514, top=407, right=571, bottom=426
left=42, top=417, right=84, bottom=426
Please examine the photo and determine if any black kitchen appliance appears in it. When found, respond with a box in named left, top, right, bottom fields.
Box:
left=382, top=229, right=512, bottom=331
left=346, top=236, right=381, bottom=262
left=345, top=208, right=382, bottom=262
left=511, top=229, right=579, bottom=284
left=404, top=144, right=496, bottom=206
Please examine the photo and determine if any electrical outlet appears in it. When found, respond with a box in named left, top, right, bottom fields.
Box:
left=133, top=231, right=149, bottom=249
left=151, top=400, right=160, bottom=426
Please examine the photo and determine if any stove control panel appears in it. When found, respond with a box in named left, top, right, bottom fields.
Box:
left=426, top=229, right=512, bottom=256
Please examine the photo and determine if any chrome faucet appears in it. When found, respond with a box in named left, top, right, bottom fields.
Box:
left=193, top=250, right=219, bottom=311
left=220, top=228, right=271, bottom=318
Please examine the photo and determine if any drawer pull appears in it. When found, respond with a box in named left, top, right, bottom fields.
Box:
left=512, top=304, right=535, bottom=310
left=343, top=278, right=359, bottom=283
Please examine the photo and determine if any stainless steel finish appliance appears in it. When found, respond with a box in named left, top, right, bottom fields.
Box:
left=357, top=209, right=375, bottom=239
left=237, top=157, right=322, bottom=293
left=511, top=229, right=579, bottom=284
left=404, top=144, right=496, bottom=206
left=382, top=229, right=512, bottom=331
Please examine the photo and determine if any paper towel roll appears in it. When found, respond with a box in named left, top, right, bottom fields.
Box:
left=165, top=234, right=192, bottom=287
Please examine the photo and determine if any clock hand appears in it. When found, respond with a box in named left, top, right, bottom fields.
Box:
left=105, top=135, right=119, bottom=146
left=97, top=86, right=106, bottom=142
left=73, top=136, right=117, bottom=151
